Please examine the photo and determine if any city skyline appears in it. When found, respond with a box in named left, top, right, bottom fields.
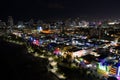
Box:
left=0, top=1, right=120, bottom=79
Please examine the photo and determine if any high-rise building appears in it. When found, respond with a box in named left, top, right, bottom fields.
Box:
left=0, top=20, right=6, bottom=28
left=29, top=19, right=34, bottom=28
left=7, top=16, right=14, bottom=32
left=8, top=16, right=14, bottom=26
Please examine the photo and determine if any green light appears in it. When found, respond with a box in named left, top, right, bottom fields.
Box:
left=98, top=63, right=110, bottom=72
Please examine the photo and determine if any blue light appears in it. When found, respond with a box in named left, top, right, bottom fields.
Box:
left=29, top=36, right=34, bottom=42
left=37, top=26, right=43, bottom=32
left=117, top=66, right=120, bottom=76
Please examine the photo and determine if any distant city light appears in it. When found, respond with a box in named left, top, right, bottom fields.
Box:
left=18, top=25, right=25, bottom=28
left=37, top=26, right=43, bottom=32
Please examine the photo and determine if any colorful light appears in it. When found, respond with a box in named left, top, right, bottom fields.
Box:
left=33, top=39, right=39, bottom=46
left=53, top=48, right=61, bottom=55
left=98, top=63, right=110, bottom=72
left=29, top=36, right=34, bottom=42
left=37, top=26, right=43, bottom=32
left=117, top=66, right=120, bottom=76
left=110, top=67, right=117, bottom=75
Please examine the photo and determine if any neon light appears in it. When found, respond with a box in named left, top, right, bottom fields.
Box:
left=53, top=48, right=61, bottom=55
left=110, top=67, right=117, bottom=75
left=33, top=39, right=39, bottom=46
left=98, top=63, right=106, bottom=71
left=117, top=66, right=120, bottom=76
left=98, top=63, right=110, bottom=72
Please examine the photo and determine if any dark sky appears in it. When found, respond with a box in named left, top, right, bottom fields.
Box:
left=0, top=0, right=120, bottom=20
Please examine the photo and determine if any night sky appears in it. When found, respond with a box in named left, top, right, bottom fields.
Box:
left=0, top=0, right=120, bottom=20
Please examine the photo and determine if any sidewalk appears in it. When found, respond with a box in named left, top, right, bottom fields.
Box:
left=48, top=57, right=66, bottom=80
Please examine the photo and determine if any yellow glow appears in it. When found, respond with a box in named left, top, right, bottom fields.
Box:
left=50, top=61, right=57, bottom=66
left=41, top=30, right=53, bottom=34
